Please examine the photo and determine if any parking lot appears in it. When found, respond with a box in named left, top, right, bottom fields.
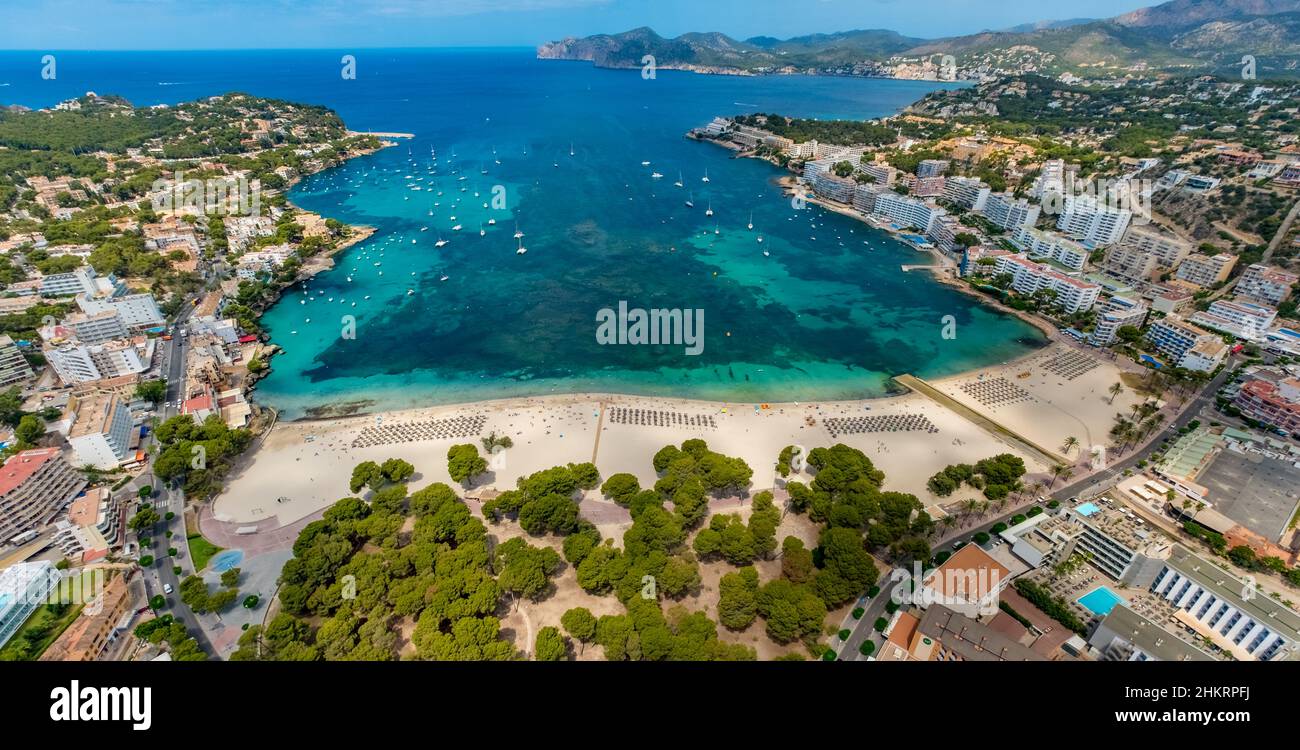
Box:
left=1198, top=449, right=1300, bottom=542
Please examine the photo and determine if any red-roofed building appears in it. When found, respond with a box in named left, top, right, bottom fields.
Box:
left=0, top=448, right=87, bottom=543
left=920, top=543, right=1012, bottom=617
left=1234, top=378, right=1300, bottom=435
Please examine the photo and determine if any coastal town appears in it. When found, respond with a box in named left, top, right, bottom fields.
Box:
left=2, top=2, right=1300, bottom=688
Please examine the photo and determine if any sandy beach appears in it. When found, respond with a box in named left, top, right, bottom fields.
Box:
left=214, top=336, right=1145, bottom=533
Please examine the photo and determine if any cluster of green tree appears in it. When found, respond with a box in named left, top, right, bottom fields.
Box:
left=1012, top=578, right=1086, bottom=634
left=692, top=491, right=780, bottom=565
left=151, top=414, right=254, bottom=499
left=178, top=568, right=241, bottom=614
left=882, top=147, right=948, bottom=175
left=482, top=463, right=599, bottom=535
left=652, top=439, right=753, bottom=527
left=131, top=614, right=206, bottom=660
left=446, top=443, right=488, bottom=484
left=251, top=473, right=518, bottom=661
left=926, top=454, right=1027, bottom=501
left=786, top=444, right=931, bottom=566
left=568, top=597, right=755, bottom=662
left=775, top=444, right=801, bottom=477
left=0, top=148, right=105, bottom=210
left=731, top=113, right=895, bottom=147
left=0, top=302, right=72, bottom=343
left=348, top=457, right=415, bottom=493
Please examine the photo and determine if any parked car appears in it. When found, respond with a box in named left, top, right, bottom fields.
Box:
left=163, top=583, right=173, bottom=595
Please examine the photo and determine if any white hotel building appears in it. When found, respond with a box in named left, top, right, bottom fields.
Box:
left=1055, top=195, right=1132, bottom=246
left=1089, top=297, right=1148, bottom=346
left=1144, top=546, right=1300, bottom=661
left=1010, top=226, right=1090, bottom=271
left=1189, top=299, right=1278, bottom=341
left=871, top=193, right=946, bottom=234
left=47, top=339, right=150, bottom=384
left=77, top=292, right=165, bottom=330
left=68, top=393, right=136, bottom=469
left=990, top=254, right=1101, bottom=313
left=979, top=192, right=1039, bottom=232
left=941, top=176, right=990, bottom=211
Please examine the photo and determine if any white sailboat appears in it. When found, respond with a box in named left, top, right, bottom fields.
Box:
left=435, top=234, right=449, bottom=248
left=747, top=211, right=754, bottom=230
left=651, top=172, right=663, bottom=179
left=513, top=223, right=524, bottom=239
left=516, top=238, right=528, bottom=255
left=702, top=169, right=710, bottom=183
left=569, top=142, right=575, bottom=157
left=705, top=201, right=713, bottom=217
left=479, top=223, right=486, bottom=237
left=674, top=171, right=683, bottom=188
left=685, top=191, right=694, bottom=209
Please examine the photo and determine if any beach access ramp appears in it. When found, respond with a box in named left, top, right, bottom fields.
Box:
left=892, top=374, right=1069, bottom=468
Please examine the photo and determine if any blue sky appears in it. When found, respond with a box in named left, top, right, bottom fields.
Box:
left=2, top=0, right=1160, bottom=50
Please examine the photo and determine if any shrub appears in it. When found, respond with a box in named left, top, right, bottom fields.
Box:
left=838, top=629, right=850, bottom=640
left=859, top=641, right=875, bottom=656
left=852, top=607, right=865, bottom=620
left=139, top=555, right=154, bottom=567
left=973, top=532, right=990, bottom=545
left=873, top=617, right=887, bottom=632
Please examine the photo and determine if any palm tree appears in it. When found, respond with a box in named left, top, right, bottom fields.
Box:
left=1048, top=464, right=1068, bottom=487
left=1108, top=381, right=1124, bottom=404
left=1061, top=436, right=1080, bottom=455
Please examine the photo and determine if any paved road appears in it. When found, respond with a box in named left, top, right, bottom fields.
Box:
left=837, top=358, right=1239, bottom=660
left=127, top=292, right=219, bottom=655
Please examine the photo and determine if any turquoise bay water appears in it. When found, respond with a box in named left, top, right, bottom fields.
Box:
left=0, top=50, right=1046, bottom=418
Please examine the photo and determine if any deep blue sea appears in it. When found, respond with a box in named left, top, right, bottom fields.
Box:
left=0, top=50, right=1046, bottom=418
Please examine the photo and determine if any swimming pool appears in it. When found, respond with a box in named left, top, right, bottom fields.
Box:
left=1078, top=585, right=1125, bottom=617
left=210, top=549, right=244, bottom=573
left=1075, top=501, right=1101, bottom=516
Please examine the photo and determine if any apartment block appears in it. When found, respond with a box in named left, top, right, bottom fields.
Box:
left=0, top=448, right=87, bottom=543
left=1175, top=253, right=1238, bottom=288
left=980, top=192, right=1039, bottom=231
left=47, top=339, right=150, bottom=385
left=990, top=254, right=1101, bottom=313
left=916, top=159, right=949, bottom=178
left=1010, top=226, right=1090, bottom=271
left=1143, top=545, right=1300, bottom=661
left=940, top=176, right=990, bottom=211
left=1235, top=264, right=1298, bottom=307
left=63, top=309, right=130, bottom=344
left=1105, top=225, right=1192, bottom=282
left=1145, top=317, right=1227, bottom=372
left=1233, top=377, right=1300, bottom=434
left=68, top=392, right=136, bottom=470
left=1056, top=195, right=1132, bottom=246
left=1089, top=297, right=1148, bottom=346
left=871, top=193, right=946, bottom=234
left=810, top=171, right=857, bottom=204
left=40, top=572, right=134, bottom=661
left=77, top=292, right=165, bottom=330
left=0, top=335, right=34, bottom=387
left=1189, top=299, right=1278, bottom=341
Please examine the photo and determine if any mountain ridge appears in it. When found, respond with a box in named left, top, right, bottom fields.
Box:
left=537, top=0, right=1300, bottom=78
